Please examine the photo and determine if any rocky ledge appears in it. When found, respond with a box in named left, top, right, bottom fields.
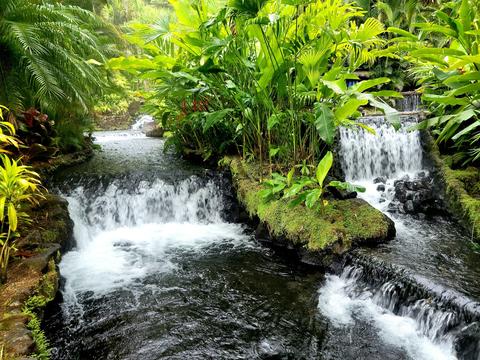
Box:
left=0, top=195, right=73, bottom=359
left=227, top=157, right=396, bottom=267
left=423, top=133, right=480, bottom=241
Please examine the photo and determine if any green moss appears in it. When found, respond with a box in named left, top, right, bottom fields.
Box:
left=229, top=157, right=394, bottom=254
left=425, top=136, right=480, bottom=240
left=22, top=259, right=58, bottom=360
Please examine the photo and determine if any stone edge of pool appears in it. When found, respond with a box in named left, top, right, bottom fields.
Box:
left=0, top=194, right=73, bottom=360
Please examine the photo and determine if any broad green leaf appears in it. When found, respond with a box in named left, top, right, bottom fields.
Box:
left=269, top=147, right=280, bottom=158
left=284, top=183, right=305, bottom=198
left=443, top=72, right=480, bottom=85
left=328, top=181, right=366, bottom=193
left=422, top=94, right=469, bottom=106
left=288, top=192, right=308, bottom=208
left=335, top=98, right=368, bottom=122
left=305, top=188, right=322, bottom=209
left=451, top=82, right=480, bottom=96
left=370, top=90, right=404, bottom=98
left=452, top=120, right=480, bottom=140
left=316, top=151, right=333, bottom=187
left=314, top=103, right=336, bottom=145
left=387, top=27, right=417, bottom=40
left=287, top=167, right=295, bottom=187
left=351, top=77, right=390, bottom=93
left=203, top=109, right=233, bottom=132
left=321, top=80, right=346, bottom=94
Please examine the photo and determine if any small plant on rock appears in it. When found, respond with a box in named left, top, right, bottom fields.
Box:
left=260, top=152, right=366, bottom=211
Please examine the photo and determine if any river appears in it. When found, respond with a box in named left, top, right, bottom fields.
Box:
left=43, top=114, right=479, bottom=359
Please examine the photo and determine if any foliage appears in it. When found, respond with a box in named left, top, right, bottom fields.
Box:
left=0, top=106, right=42, bottom=284
left=0, top=0, right=118, bottom=114
left=260, top=151, right=365, bottom=210
left=110, top=0, right=400, bottom=164
left=400, top=0, right=480, bottom=165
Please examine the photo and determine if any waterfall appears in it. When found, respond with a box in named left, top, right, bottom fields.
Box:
left=317, top=114, right=480, bottom=360
left=318, top=266, right=457, bottom=360
left=60, top=176, right=247, bottom=299
left=131, top=114, right=155, bottom=132
left=339, top=116, right=423, bottom=181
left=395, top=92, right=422, bottom=112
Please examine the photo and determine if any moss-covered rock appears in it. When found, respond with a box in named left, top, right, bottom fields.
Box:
left=0, top=194, right=73, bottom=359
left=146, top=126, right=165, bottom=138
left=424, top=134, right=480, bottom=241
left=32, top=145, right=93, bottom=178
left=227, top=157, right=395, bottom=266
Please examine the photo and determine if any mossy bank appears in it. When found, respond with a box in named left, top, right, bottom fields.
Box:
left=226, top=157, right=396, bottom=267
left=0, top=195, right=73, bottom=359
left=424, top=134, right=480, bottom=241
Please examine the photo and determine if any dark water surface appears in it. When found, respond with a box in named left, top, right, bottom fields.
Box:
left=43, top=130, right=464, bottom=359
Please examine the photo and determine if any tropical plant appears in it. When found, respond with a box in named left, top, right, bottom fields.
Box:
left=111, top=0, right=400, bottom=165
left=400, top=0, right=480, bottom=165
left=0, top=0, right=119, bottom=141
left=260, top=151, right=366, bottom=210
left=0, top=106, right=42, bottom=284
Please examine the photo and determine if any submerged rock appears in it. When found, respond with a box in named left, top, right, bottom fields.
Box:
left=146, top=126, right=165, bottom=138
left=373, top=176, right=387, bottom=184
left=454, top=322, right=480, bottom=360
left=391, top=175, right=445, bottom=215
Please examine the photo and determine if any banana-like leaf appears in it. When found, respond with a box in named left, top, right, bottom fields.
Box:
left=350, top=77, right=390, bottom=93
left=335, top=98, right=368, bottom=122
left=328, top=180, right=366, bottom=193
left=314, top=103, right=336, bottom=145
left=316, top=151, right=333, bottom=187
left=305, top=188, right=322, bottom=209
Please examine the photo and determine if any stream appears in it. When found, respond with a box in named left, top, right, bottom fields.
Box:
left=43, top=111, right=480, bottom=359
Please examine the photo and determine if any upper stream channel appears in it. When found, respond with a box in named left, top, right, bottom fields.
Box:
left=44, top=108, right=480, bottom=360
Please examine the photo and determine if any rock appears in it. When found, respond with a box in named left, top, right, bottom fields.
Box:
left=454, top=322, right=480, bottom=360
left=401, top=174, right=410, bottom=182
left=145, top=126, right=165, bottom=138
left=416, top=171, right=426, bottom=178
left=404, top=200, right=415, bottom=213
left=377, top=184, right=386, bottom=192
left=373, top=176, right=387, bottom=184
left=329, top=186, right=357, bottom=200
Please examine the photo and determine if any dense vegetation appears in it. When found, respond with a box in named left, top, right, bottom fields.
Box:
left=0, top=0, right=480, bottom=284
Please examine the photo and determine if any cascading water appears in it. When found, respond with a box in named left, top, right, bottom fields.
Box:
left=44, top=125, right=480, bottom=359
left=317, top=114, right=480, bottom=360
left=395, top=92, right=422, bottom=112
left=131, top=114, right=155, bottom=132
left=60, top=177, right=243, bottom=299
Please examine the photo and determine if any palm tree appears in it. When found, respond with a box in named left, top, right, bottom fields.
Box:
left=0, top=0, right=117, bottom=116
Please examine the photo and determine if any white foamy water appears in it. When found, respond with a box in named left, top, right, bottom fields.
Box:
left=339, top=117, right=426, bottom=212
left=131, top=114, right=154, bottom=131
left=339, top=118, right=423, bottom=181
left=318, top=272, right=457, bottom=360
left=60, top=174, right=248, bottom=299
left=320, top=116, right=459, bottom=359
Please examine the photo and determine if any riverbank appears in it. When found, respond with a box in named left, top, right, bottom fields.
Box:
left=0, top=195, right=73, bottom=359
left=31, top=145, right=94, bottom=178
left=424, top=134, right=480, bottom=241
left=225, top=157, right=396, bottom=267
